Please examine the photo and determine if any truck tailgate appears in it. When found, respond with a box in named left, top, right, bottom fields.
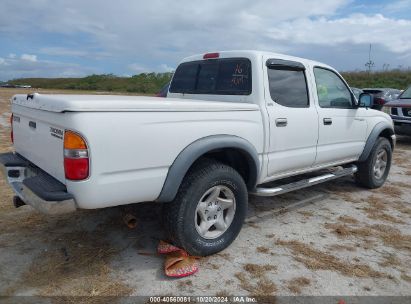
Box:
left=12, top=105, right=66, bottom=184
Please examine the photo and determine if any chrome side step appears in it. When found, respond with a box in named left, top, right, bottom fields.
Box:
left=251, top=165, right=358, bottom=197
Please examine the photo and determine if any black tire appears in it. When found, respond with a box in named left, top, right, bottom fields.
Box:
left=355, top=137, right=392, bottom=189
left=163, top=159, right=248, bottom=256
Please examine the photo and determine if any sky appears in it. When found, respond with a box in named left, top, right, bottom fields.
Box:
left=0, top=0, right=411, bottom=81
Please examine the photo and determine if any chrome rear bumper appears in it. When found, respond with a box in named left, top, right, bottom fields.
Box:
left=0, top=152, right=76, bottom=214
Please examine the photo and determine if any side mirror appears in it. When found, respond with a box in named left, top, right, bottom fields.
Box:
left=358, top=93, right=374, bottom=108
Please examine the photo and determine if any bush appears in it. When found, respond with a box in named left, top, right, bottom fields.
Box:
left=341, top=70, right=411, bottom=89
left=8, top=70, right=410, bottom=93
left=8, top=72, right=173, bottom=94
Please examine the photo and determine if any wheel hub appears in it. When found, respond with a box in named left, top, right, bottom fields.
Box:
left=194, top=185, right=236, bottom=239
left=205, top=201, right=222, bottom=221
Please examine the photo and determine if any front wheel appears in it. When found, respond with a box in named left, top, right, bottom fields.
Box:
left=163, top=159, right=248, bottom=256
left=355, top=137, right=392, bottom=189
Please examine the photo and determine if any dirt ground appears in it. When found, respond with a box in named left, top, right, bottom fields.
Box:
left=1, top=88, right=411, bottom=299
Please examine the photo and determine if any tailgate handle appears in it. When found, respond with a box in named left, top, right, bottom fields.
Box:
left=29, top=121, right=36, bottom=129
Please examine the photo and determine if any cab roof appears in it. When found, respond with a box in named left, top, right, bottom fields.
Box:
left=180, top=50, right=334, bottom=71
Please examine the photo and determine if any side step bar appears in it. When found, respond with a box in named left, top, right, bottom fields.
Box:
left=251, top=165, right=358, bottom=197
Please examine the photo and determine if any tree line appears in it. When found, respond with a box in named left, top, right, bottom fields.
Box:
left=6, top=70, right=411, bottom=93
left=8, top=73, right=173, bottom=94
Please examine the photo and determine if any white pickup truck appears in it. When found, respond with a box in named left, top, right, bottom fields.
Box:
left=0, top=51, right=395, bottom=256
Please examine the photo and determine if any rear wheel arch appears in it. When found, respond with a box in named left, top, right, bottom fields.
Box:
left=156, top=135, right=260, bottom=203
left=163, top=158, right=248, bottom=256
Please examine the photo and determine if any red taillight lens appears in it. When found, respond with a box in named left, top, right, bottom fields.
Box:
left=374, top=97, right=386, bottom=105
left=64, top=130, right=89, bottom=180
left=10, top=114, right=13, bottom=143
left=203, top=52, right=219, bottom=59
left=64, top=158, right=89, bottom=181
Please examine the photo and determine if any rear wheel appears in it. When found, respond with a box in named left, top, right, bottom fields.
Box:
left=163, top=159, right=248, bottom=256
left=355, top=137, right=392, bottom=189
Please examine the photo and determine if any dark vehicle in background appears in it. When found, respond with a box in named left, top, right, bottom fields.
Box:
left=351, top=87, right=363, bottom=100
left=383, top=86, right=411, bottom=136
left=362, top=88, right=402, bottom=110
left=155, top=82, right=170, bottom=97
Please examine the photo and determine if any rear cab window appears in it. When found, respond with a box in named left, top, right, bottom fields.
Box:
left=169, top=58, right=252, bottom=96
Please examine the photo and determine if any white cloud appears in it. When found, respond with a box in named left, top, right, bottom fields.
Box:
left=8, top=53, right=16, bottom=58
left=39, top=47, right=89, bottom=57
left=21, top=54, right=37, bottom=62
left=128, top=63, right=149, bottom=74
left=384, top=0, right=411, bottom=13
left=159, top=64, right=174, bottom=72
left=0, top=58, right=5, bottom=65
left=38, top=47, right=110, bottom=59
left=266, top=13, right=411, bottom=53
left=0, top=0, right=411, bottom=77
left=0, top=0, right=355, bottom=61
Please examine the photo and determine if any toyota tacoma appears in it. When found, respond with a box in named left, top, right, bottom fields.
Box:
left=0, top=51, right=395, bottom=256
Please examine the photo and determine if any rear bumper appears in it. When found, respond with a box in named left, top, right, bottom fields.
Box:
left=0, top=152, right=76, bottom=214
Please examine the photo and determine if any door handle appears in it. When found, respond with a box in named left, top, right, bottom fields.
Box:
left=275, top=118, right=288, bottom=127
left=323, top=118, right=332, bottom=125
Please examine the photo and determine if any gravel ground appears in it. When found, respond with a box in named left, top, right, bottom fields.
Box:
left=0, top=88, right=411, bottom=300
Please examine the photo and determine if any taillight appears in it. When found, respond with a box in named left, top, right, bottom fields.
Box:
left=64, top=130, right=89, bottom=180
left=374, top=97, right=386, bottom=105
left=10, top=114, right=13, bottom=143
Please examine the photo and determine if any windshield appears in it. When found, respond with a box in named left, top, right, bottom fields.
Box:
left=400, top=87, right=411, bottom=99
left=169, top=58, right=252, bottom=95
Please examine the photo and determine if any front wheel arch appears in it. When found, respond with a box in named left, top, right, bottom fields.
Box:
left=359, top=122, right=394, bottom=162
left=355, top=137, right=392, bottom=189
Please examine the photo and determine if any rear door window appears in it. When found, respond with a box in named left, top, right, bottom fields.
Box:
left=267, top=68, right=309, bottom=108
left=170, top=58, right=252, bottom=95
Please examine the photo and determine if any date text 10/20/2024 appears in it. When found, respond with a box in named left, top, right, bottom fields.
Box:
left=149, top=296, right=257, bottom=303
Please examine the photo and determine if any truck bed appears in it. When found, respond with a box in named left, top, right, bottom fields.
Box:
left=10, top=93, right=264, bottom=209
